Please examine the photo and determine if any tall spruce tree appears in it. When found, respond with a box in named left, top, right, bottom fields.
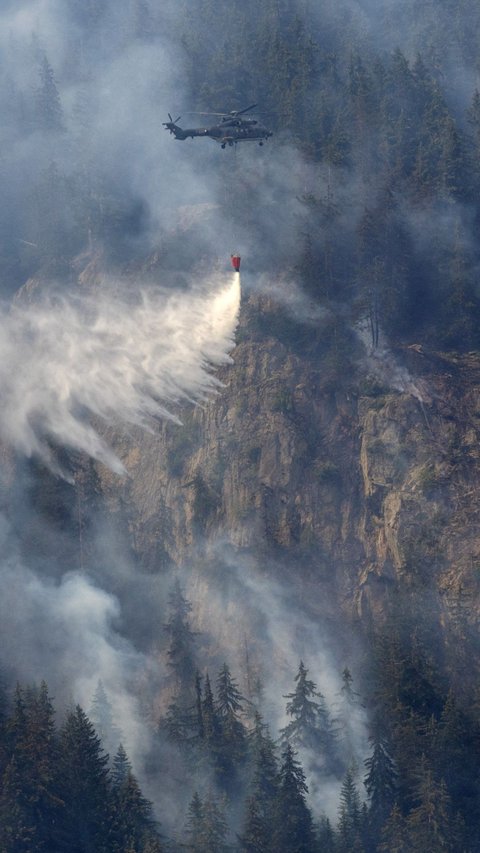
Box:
left=406, top=757, right=457, bottom=852
left=240, top=713, right=279, bottom=852
left=378, top=803, right=410, bottom=853
left=36, top=54, right=64, bottom=132
left=89, top=679, right=122, bottom=758
left=184, top=790, right=228, bottom=852
left=215, top=663, right=247, bottom=780
left=364, top=723, right=398, bottom=837
left=0, top=682, right=62, bottom=852
left=281, top=660, right=339, bottom=773
left=337, top=766, right=364, bottom=852
left=184, top=791, right=204, bottom=852
left=110, top=744, right=161, bottom=853
left=57, top=704, right=112, bottom=852
left=273, top=744, right=316, bottom=853
left=165, top=578, right=197, bottom=703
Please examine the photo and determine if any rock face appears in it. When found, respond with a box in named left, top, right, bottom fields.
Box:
left=88, top=292, right=480, bottom=656
left=6, top=257, right=480, bottom=673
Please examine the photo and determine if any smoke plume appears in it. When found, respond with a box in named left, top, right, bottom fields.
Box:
left=0, top=273, right=240, bottom=472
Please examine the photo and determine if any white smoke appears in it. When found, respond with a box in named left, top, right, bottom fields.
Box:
left=0, top=510, right=149, bottom=757
left=356, top=320, right=431, bottom=405
left=0, top=273, right=240, bottom=472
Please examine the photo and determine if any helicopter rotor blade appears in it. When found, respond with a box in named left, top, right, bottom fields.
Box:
left=232, top=103, right=257, bottom=116
left=186, top=111, right=231, bottom=117
left=186, top=104, right=259, bottom=117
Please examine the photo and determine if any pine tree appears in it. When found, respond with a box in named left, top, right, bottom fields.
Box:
left=407, top=759, right=455, bottom=852
left=165, top=578, right=197, bottom=703
left=111, top=742, right=131, bottom=786
left=184, top=791, right=204, bottom=851
left=334, top=667, right=363, bottom=766
left=0, top=682, right=62, bottom=852
left=195, top=672, right=205, bottom=741
left=36, top=54, right=64, bottom=132
left=202, top=791, right=229, bottom=852
left=215, top=663, right=247, bottom=790
left=240, top=714, right=279, bottom=852
left=281, top=660, right=339, bottom=773
left=89, top=679, right=122, bottom=757
left=0, top=755, right=35, bottom=851
left=364, top=724, right=398, bottom=836
left=434, top=689, right=480, bottom=834
left=240, top=796, right=270, bottom=852
left=337, top=766, right=363, bottom=852
left=274, top=744, right=316, bottom=853
left=57, top=704, right=112, bottom=852
left=202, top=673, right=221, bottom=745
left=316, top=815, right=336, bottom=852
left=111, top=745, right=161, bottom=853
left=186, top=790, right=228, bottom=853
left=378, top=804, right=409, bottom=853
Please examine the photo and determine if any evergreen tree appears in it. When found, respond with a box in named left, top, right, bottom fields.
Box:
left=35, top=54, right=64, bottom=132
left=202, top=672, right=221, bottom=746
left=89, top=679, right=122, bottom=757
left=194, top=671, right=205, bottom=741
left=434, top=689, right=480, bottom=841
left=164, top=578, right=197, bottom=703
left=274, top=744, right=316, bottom=853
left=110, top=745, right=161, bottom=853
left=337, top=766, right=363, bottom=852
left=201, top=791, right=229, bottom=852
left=0, top=755, right=35, bottom=852
left=57, top=704, right=112, bottom=852
left=184, top=791, right=204, bottom=852
left=281, top=660, right=339, bottom=773
left=364, top=723, right=398, bottom=836
left=334, top=666, right=363, bottom=765
left=378, top=804, right=409, bottom=853
left=406, top=758, right=455, bottom=852
left=0, top=682, right=62, bottom=852
left=215, top=663, right=247, bottom=789
left=316, top=815, right=336, bottom=852
left=111, top=742, right=132, bottom=787
left=184, top=790, right=228, bottom=853
left=240, top=714, right=279, bottom=852
left=240, top=795, right=268, bottom=852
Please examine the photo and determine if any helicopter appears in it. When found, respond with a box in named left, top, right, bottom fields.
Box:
left=163, top=104, right=273, bottom=148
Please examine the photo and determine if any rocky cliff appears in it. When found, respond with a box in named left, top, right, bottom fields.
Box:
left=82, top=285, right=480, bottom=673
left=6, top=248, right=480, bottom=691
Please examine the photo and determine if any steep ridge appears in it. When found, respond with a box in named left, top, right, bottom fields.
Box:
left=88, top=289, right=480, bottom=669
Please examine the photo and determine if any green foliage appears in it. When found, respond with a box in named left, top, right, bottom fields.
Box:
left=110, top=745, right=160, bottom=853
left=184, top=790, right=228, bottom=852
left=274, top=744, right=317, bottom=853
left=281, top=661, right=340, bottom=774
left=57, top=704, right=112, bottom=851
left=164, top=579, right=197, bottom=698
left=89, top=679, right=123, bottom=758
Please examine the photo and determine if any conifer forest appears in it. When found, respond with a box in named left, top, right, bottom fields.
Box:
left=1, top=0, right=480, bottom=851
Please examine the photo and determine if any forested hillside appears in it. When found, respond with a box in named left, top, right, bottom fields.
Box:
left=1, top=0, right=480, bottom=851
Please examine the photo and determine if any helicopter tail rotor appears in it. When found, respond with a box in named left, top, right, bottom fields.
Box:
left=163, top=113, right=182, bottom=133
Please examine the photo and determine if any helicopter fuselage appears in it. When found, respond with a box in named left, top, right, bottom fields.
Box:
left=164, top=116, right=273, bottom=147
